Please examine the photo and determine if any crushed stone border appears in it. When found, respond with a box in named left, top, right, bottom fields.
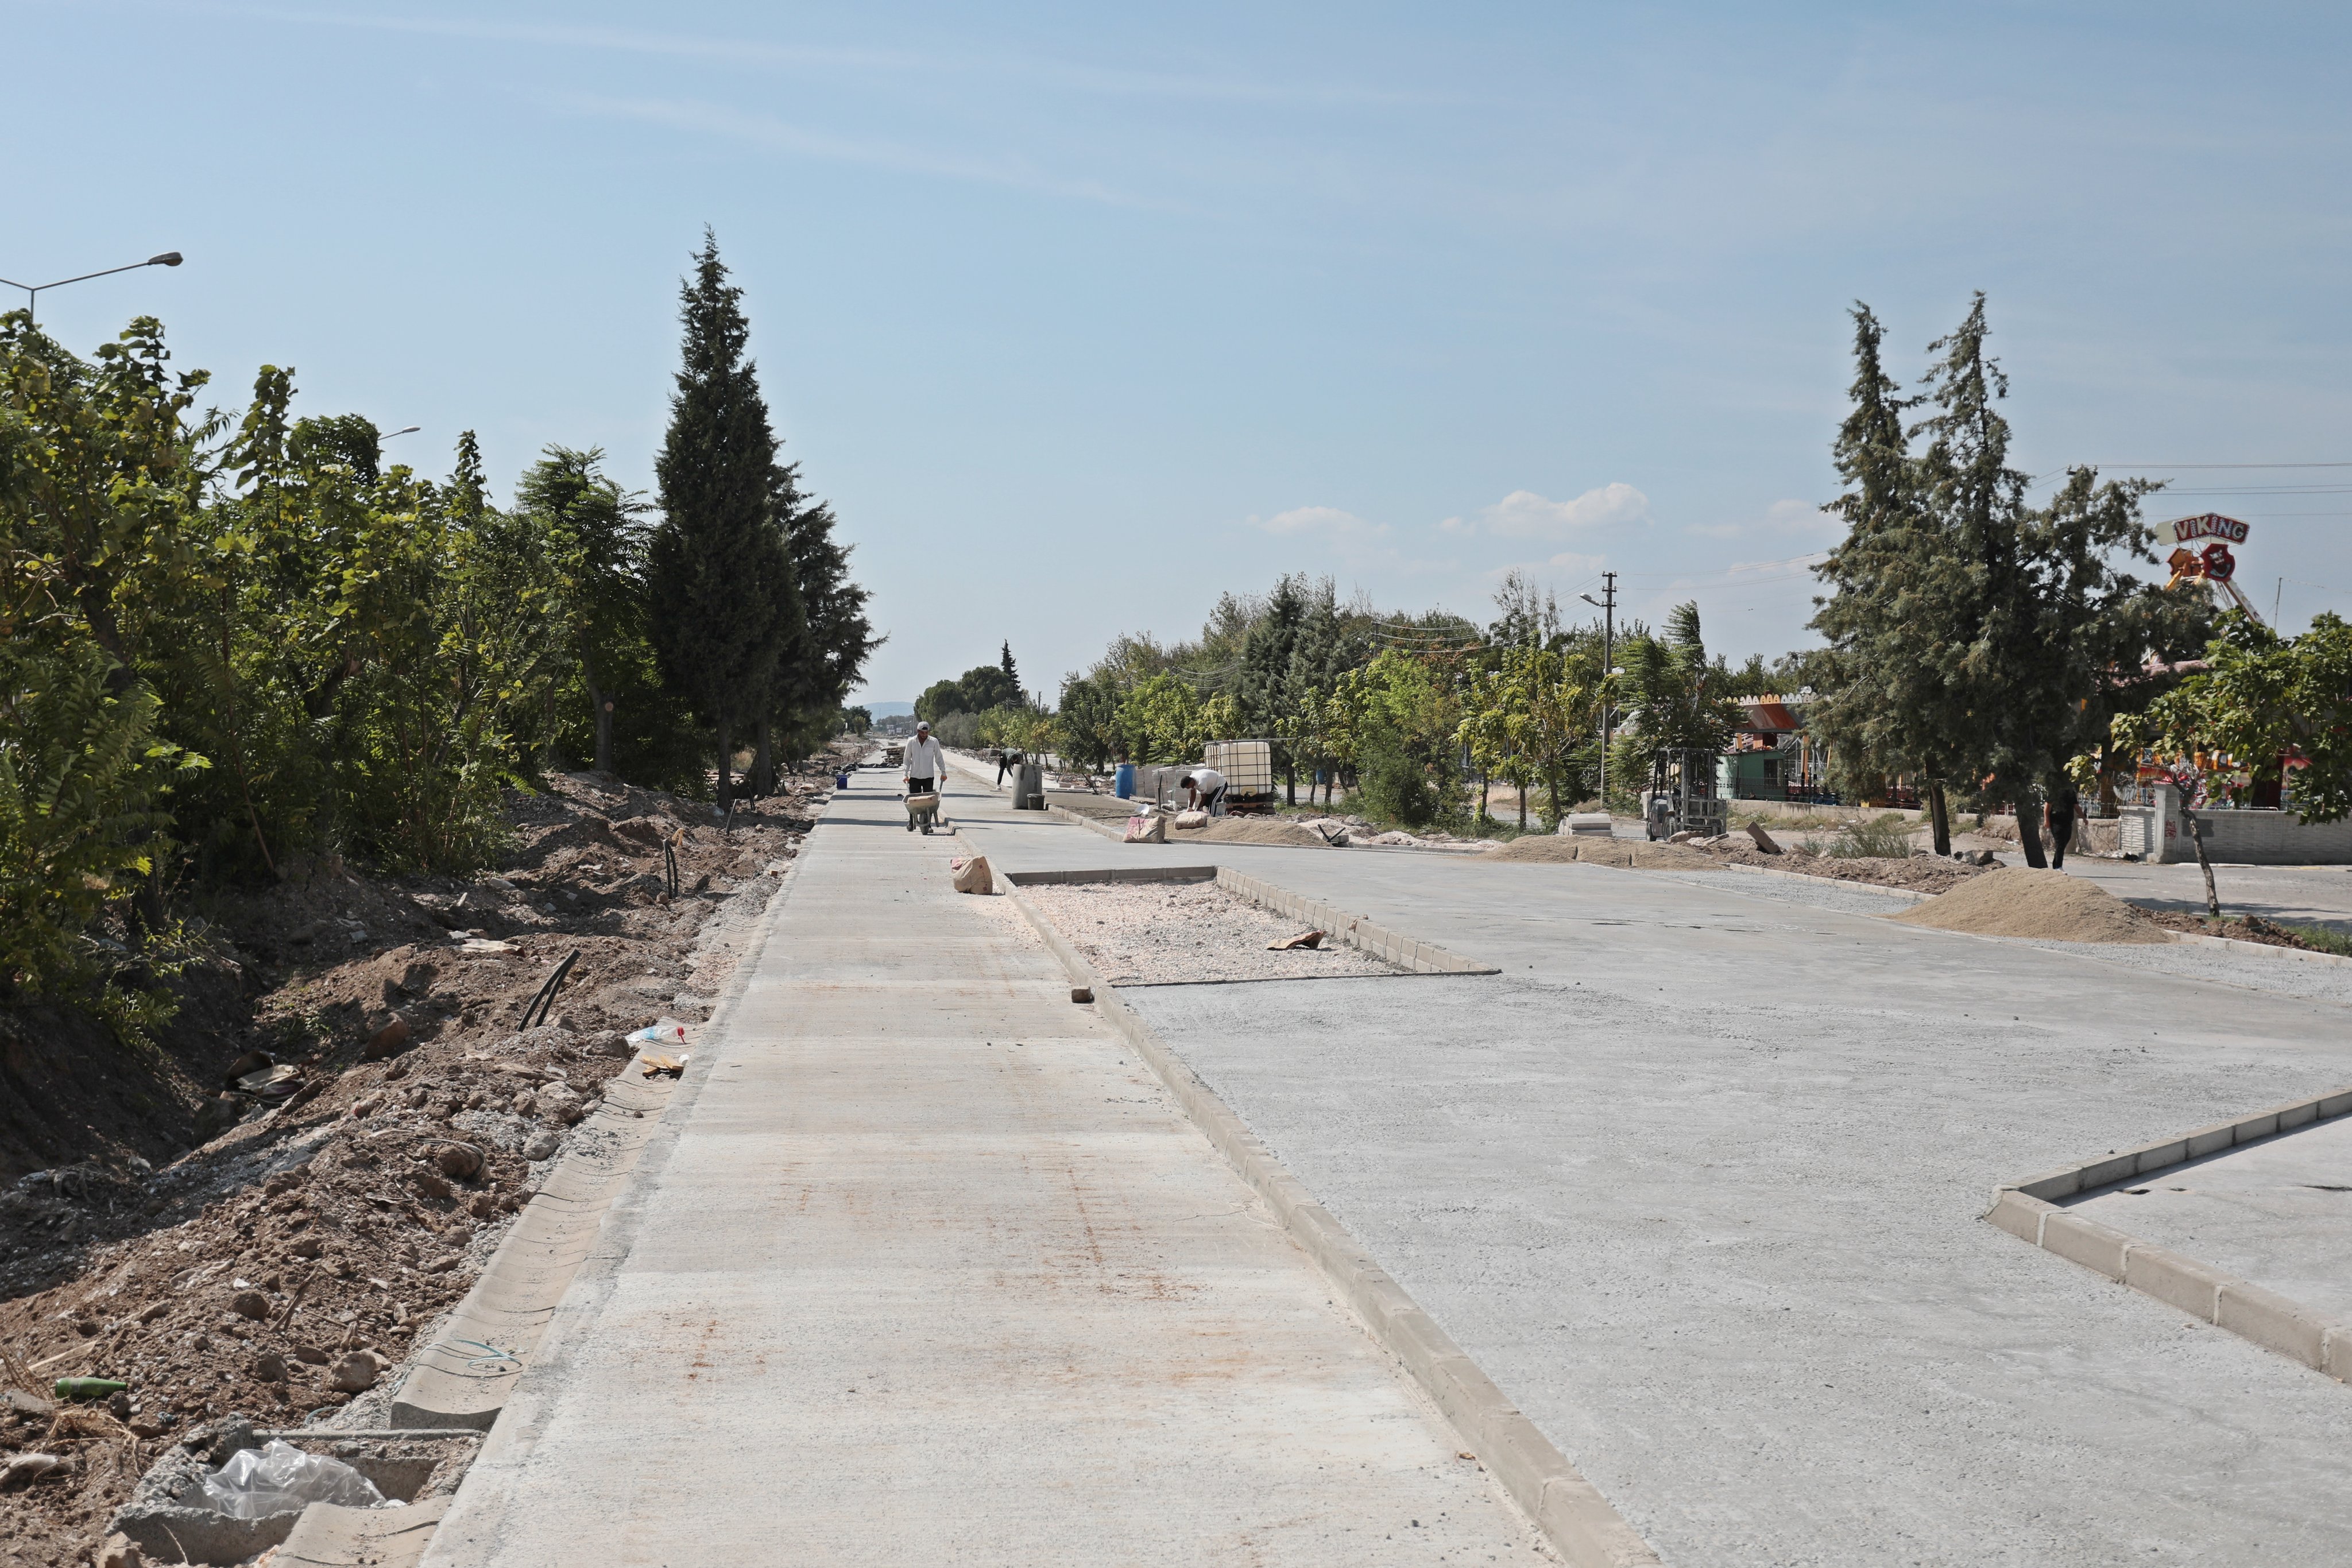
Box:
left=1001, top=864, right=1500, bottom=979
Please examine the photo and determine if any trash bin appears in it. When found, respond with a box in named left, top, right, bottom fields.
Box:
left=1115, top=762, right=1136, bottom=799
left=1015, top=761, right=1046, bottom=810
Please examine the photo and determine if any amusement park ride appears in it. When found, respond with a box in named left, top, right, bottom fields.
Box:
left=2161, top=512, right=2262, bottom=620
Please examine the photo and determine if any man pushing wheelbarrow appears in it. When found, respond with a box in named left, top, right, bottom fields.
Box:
left=903, top=719, right=949, bottom=835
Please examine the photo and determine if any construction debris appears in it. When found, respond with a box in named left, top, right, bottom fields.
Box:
left=1268, top=930, right=1326, bottom=951
left=1746, top=821, right=1784, bottom=854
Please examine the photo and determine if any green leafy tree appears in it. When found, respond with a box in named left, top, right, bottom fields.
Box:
left=1621, top=603, right=1742, bottom=753
left=765, top=489, right=877, bottom=773
left=1237, top=574, right=1309, bottom=801
left=513, top=445, right=652, bottom=775
left=1057, top=669, right=1123, bottom=771
left=1113, top=672, right=1206, bottom=763
left=0, top=639, right=200, bottom=1037
left=2136, top=611, right=2352, bottom=822
left=649, top=233, right=796, bottom=809
left=916, top=664, right=1022, bottom=724
left=1809, top=297, right=2164, bottom=860
left=1347, top=649, right=1460, bottom=828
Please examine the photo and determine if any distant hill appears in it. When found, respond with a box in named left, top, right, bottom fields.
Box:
left=863, top=701, right=915, bottom=718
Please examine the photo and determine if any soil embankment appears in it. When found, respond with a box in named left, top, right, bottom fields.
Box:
left=0, top=752, right=849, bottom=1567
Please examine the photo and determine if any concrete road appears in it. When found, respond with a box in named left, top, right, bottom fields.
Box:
left=952, top=778, right=2352, bottom=1567
left=422, top=768, right=1549, bottom=1567
left=2062, top=857, right=2352, bottom=934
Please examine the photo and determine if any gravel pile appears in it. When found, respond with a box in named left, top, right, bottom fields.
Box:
left=1023, top=881, right=1403, bottom=985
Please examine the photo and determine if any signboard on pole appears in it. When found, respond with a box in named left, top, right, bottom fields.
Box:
left=2171, top=513, right=2251, bottom=545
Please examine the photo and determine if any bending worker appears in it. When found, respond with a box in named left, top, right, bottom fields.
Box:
left=904, top=720, right=946, bottom=803
left=1180, top=763, right=1227, bottom=816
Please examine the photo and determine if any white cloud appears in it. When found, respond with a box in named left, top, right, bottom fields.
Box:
left=1440, top=483, right=1651, bottom=539
left=1484, top=550, right=1607, bottom=583
left=1253, top=505, right=1387, bottom=539
left=1688, top=497, right=1835, bottom=540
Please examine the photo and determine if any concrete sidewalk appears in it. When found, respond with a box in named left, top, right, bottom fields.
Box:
left=421, top=767, right=1547, bottom=1566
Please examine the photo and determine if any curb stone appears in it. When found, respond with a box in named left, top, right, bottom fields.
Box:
left=1984, top=1081, right=2352, bottom=1383
left=996, top=866, right=1659, bottom=1568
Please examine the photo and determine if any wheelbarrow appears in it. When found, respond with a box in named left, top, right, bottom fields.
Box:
left=905, top=791, right=945, bottom=835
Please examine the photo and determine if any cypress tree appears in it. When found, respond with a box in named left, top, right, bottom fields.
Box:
left=649, top=231, right=790, bottom=809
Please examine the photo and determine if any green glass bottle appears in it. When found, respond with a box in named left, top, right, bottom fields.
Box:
left=54, top=1377, right=127, bottom=1400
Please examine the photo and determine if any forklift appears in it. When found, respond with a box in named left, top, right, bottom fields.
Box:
left=1644, top=748, right=1728, bottom=841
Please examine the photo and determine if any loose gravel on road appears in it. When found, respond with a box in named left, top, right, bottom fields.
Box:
left=1021, top=880, right=1402, bottom=986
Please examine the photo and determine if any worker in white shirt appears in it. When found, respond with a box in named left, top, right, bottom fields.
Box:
left=1180, top=765, right=1227, bottom=816
left=903, top=721, right=947, bottom=813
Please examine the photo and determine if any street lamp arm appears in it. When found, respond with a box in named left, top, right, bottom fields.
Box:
left=3, top=252, right=182, bottom=326
left=9, top=258, right=169, bottom=294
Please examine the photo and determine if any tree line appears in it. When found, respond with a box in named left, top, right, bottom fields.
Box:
left=0, top=231, right=871, bottom=1035
left=922, top=295, right=2346, bottom=847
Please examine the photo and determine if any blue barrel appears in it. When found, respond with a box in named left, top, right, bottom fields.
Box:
left=835, top=771, right=849, bottom=788
left=1114, top=762, right=1136, bottom=799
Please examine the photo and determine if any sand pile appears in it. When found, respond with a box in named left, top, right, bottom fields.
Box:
left=1480, top=836, right=1715, bottom=869
left=1890, top=867, right=2169, bottom=944
left=1167, top=816, right=1329, bottom=847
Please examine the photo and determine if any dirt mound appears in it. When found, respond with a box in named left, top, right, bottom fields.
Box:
left=1479, top=836, right=1715, bottom=869
left=1167, top=817, right=1329, bottom=847
left=1890, top=867, right=2169, bottom=944
left=1698, top=843, right=1989, bottom=895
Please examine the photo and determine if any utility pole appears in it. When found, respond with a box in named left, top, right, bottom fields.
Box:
left=1580, top=570, right=1618, bottom=806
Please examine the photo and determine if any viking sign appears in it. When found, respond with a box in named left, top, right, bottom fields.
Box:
left=2171, top=512, right=2251, bottom=545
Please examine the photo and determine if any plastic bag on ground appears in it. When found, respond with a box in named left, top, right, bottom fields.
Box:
left=201, top=1439, right=397, bottom=1518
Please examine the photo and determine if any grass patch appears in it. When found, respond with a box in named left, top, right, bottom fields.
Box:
left=1801, top=814, right=1921, bottom=860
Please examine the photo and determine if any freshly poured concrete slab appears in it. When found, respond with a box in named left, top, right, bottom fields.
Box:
left=421, top=771, right=1549, bottom=1566
left=951, top=784, right=2352, bottom=1566
left=2069, top=1114, right=2352, bottom=1323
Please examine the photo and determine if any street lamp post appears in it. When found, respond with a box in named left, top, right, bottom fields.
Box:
left=0, top=253, right=183, bottom=328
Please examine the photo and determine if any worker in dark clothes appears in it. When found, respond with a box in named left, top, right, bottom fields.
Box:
left=2046, top=787, right=2078, bottom=869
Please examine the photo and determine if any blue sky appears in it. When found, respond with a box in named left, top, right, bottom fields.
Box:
left=11, top=2, right=2349, bottom=703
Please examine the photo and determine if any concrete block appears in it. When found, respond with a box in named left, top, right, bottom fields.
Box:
left=2185, top=1121, right=2239, bottom=1159
left=1538, top=1471, right=1668, bottom=1568
left=2014, top=1166, right=2084, bottom=1202
left=2122, top=1246, right=2226, bottom=1322
left=2323, top=1324, right=2352, bottom=1382
left=2076, top=1153, right=2140, bottom=1191
left=2319, top=1090, right=2352, bottom=1118
left=2218, top=1281, right=2329, bottom=1369
left=1984, top=1189, right=2049, bottom=1244
left=2233, top=1112, right=2281, bottom=1144
left=2038, top=1211, right=2133, bottom=1281
left=2132, top=1140, right=2190, bottom=1176
left=2278, top=1098, right=2320, bottom=1132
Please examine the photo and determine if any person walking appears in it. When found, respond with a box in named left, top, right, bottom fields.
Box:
left=2045, top=785, right=2079, bottom=870
left=904, top=721, right=946, bottom=832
